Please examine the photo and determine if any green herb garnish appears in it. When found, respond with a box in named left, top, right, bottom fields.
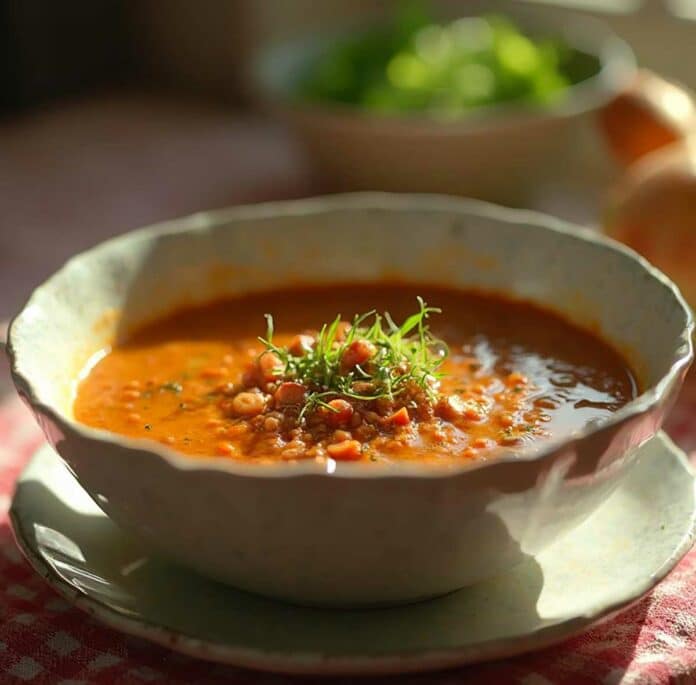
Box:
left=160, top=381, right=183, bottom=394
left=258, top=297, right=448, bottom=420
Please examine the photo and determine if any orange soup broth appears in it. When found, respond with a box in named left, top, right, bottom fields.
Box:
left=74, top=284, right=637, bottom=464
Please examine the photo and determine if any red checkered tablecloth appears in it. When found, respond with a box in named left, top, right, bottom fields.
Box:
left=1, top=378, right=696, bottom=685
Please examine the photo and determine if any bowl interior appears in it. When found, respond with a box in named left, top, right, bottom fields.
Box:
left=9, top=194, right=692, bottom=422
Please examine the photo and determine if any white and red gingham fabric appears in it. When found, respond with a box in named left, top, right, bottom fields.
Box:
left=0, top=378, right=695, bottom=685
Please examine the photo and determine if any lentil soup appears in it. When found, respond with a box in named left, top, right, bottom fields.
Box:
left=74, top=284, right=637, bottom=464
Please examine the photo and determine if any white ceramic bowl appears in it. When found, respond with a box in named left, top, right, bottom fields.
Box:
left=6, top=194, right=693, bottom=607
left=250, top=2, right=636, bottom=203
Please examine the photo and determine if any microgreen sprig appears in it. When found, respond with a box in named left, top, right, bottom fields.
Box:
left=257, top=297, right=448, bottom=420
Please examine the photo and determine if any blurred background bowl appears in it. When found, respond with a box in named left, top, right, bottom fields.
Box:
left=251, top=1, right=635, bottom=204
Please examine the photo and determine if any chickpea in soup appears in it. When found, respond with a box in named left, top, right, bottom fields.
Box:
left=74, top=284, right=637, bottom=464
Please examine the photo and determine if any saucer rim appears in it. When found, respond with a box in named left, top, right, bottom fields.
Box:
left=9, top=433, right=696, bottom=676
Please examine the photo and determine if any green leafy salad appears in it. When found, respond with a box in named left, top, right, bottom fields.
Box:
left=298, top=3, right=600, bottom=118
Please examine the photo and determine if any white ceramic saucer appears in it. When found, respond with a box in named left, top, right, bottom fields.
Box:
left=10, top=434, right=696, bottom=676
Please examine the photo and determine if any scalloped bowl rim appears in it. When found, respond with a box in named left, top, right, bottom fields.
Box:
left=6, top=193, right=694, bottom=479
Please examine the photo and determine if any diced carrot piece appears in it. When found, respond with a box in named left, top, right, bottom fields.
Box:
left=388, top=407, right=410, bottom=426
left=464, top=406, right=484, bottom=421
left=327, top=440, right=362, bottom=461
left=325, top=399, right=353, bottom=426
left=258, top=352, right=283, bottom=382
left=335, top=321, right=352, bottom=342
left=289, top=334, right=315, bottom=357
left=216, top=441, right=238, bottom=457
left=506, top=372, right=528, bottom=387
left=201, top=367, right=229, bottom=379
left=340, top=339, right=376, bottom=371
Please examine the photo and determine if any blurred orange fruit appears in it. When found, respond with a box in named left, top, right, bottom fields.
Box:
left=598, top=71, right=696, bottom=169
left=605, top=137, right=696, bottom=308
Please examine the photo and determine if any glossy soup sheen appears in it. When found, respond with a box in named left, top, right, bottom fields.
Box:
left=74, top=284, right=638, bottom=464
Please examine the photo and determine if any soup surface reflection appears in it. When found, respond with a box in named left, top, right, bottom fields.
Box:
left=74, top=284, right=637, bottom=464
